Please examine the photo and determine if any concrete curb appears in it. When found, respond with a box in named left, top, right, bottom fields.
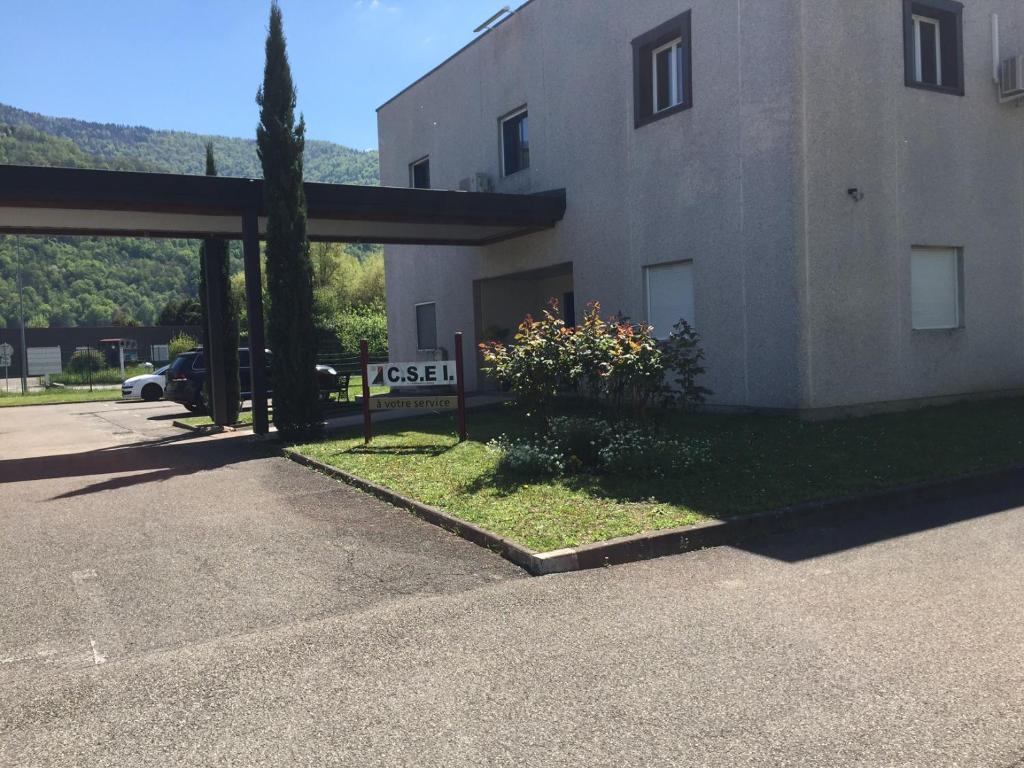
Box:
left=0, top=396, right=124, bottom=408
left=283, top=450, right=542, bottom=573
left=283, top=448, right=1024, bottom=577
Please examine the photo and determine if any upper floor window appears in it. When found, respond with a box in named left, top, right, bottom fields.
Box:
left=633, top=11, right=693, bottom=128
left=410, top=157, right=430, bottom=189
left=501, top=108, right=529, bottom=177
left=903, top=0, right=964, bottom=95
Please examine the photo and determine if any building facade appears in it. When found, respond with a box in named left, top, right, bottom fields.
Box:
left=377, top=0, right=1024, bottom=413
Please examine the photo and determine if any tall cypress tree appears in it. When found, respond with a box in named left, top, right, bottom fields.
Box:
left=199, top=143, right=241, bottom=424
left=257, top=2, right=320, bottom=436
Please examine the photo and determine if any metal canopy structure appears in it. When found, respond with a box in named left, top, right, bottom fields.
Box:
left=0, top=165, right=567, bottom=246
left=0, top=164, right=567, bottom=433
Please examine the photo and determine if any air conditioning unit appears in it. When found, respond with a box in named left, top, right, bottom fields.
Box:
left=458, top=173, right=495, bottom=193
left=1000, top=54, right=1024, bottom=102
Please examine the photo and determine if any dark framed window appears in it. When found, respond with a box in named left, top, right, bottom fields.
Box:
left=410, top=157, right=430, bottom=189
left=903, top=0, right=964, bottom=95
left=501, top=108, right=529, bottom=177
left=416, top=302, right=437, bottom=351
left=633, top=11, right=693, bottom=128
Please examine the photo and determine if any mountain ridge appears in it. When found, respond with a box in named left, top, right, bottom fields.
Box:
left=0, top=102, right=379, bottom=184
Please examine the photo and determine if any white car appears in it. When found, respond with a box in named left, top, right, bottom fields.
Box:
left=121, top=365, right=168, bottom=401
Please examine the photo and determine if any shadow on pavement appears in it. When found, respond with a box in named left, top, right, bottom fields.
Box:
left=736, top=475, right=1024, bottom=563
left=0, top=431, right=273, bottom=499
left=146, top=411, right=195, bottom=421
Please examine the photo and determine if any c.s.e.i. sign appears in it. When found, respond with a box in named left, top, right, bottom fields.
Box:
left=368, top=361, right=457, bottom=388
left=361, top=333, right=468, bottom=445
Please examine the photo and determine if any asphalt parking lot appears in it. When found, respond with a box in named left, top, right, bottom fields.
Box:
left=1, top=399, right=1023, bottom=767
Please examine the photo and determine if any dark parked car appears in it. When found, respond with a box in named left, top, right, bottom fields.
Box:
left=165, top=348, right=340, bottom=413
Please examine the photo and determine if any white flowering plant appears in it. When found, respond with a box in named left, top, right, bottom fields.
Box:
left=597, top=428, right=712, bottom=479
left=489, top=415, right=712, bottom=480
left=547, top=416, right=613, bottom=471
left=487, top=434, right=566, bottom=477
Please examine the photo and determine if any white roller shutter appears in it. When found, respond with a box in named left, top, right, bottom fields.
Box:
left=645, top=261, right=695, bottom=340
left=911, top=247, right=961, bottom=330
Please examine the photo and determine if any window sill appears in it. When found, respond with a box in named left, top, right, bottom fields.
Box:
left=904, top=80, right=964, bottom=97
left=635, top=101, right=692, bottom=129
left=912, top=326, right=964, bottom=334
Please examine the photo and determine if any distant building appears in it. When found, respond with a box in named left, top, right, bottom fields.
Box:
left=378, top=0, right=1024, bottom=414
left=0, top=326, right=200, bottom=377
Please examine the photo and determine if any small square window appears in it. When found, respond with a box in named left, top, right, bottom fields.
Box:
left=911, top=246, right=963, bottom=330
left=644, top=260, right=695, bottom=340
left=410, top=157, right=430, bottom=189
left=633, top=12, right=693, bottom=128
left=416, top=302, right=438, bottom=351
left=903, top=0, right=964, bottom=95
left=501, top=108, right=529, bottom=177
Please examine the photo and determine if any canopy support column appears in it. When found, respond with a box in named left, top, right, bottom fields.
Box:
left=201, top=240, right=229, bottom=426
left=243, top=208, right=269, bottom=436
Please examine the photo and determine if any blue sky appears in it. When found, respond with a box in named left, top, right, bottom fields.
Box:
left=0, top=0, right=512, bottom=150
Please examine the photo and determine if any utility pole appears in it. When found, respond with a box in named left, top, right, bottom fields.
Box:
left=15, top=236, right=28, bottom=395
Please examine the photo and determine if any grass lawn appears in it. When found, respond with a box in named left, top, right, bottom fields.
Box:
left=292, top=397, right=1024, bottom=553
left=0, top=389, right=123, bottom=407
left=176, top=376, right=388, bottom=428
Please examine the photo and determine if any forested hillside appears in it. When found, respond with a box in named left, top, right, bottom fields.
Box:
left=0, top=236, right=198, bottom=328
left=0, top=103, right=381, bottom=328
left=0, top=124, right=152, bottom=171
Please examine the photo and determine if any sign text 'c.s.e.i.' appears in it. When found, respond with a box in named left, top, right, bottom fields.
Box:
left=368, top=361, right=457, bottom=388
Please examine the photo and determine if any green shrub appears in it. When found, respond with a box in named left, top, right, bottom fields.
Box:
left=479, top=301, right=573, bottom=418
left=334, top=305, right=388, bottom=358
left=481, top=299, right=712, bottom=419
left=169, top=332, right=198, bottom=360
left=601, top=312, right=665, bottom=419
left=661, top=319, right=712, bottom=409
left=67, top=348, right=104, bottom=374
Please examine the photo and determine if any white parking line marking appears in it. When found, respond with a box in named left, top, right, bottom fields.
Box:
left=89, top=638, right=107, bottom=666
left=0, top=648, right=59, bottom=665
left=71, top=569, right=124, bottom=666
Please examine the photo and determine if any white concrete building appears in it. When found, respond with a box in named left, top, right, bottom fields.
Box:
left=377, top=0, right=1024, bottom=414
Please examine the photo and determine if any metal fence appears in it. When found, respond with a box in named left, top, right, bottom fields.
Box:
left=315, top=352, right=389, bottom=374
left=58, top=344, right=158, bottom=391
left=0, top=341, right=161, bottom=395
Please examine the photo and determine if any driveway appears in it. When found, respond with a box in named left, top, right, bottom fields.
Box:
left=1, top=400, right=1024, bottom=767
